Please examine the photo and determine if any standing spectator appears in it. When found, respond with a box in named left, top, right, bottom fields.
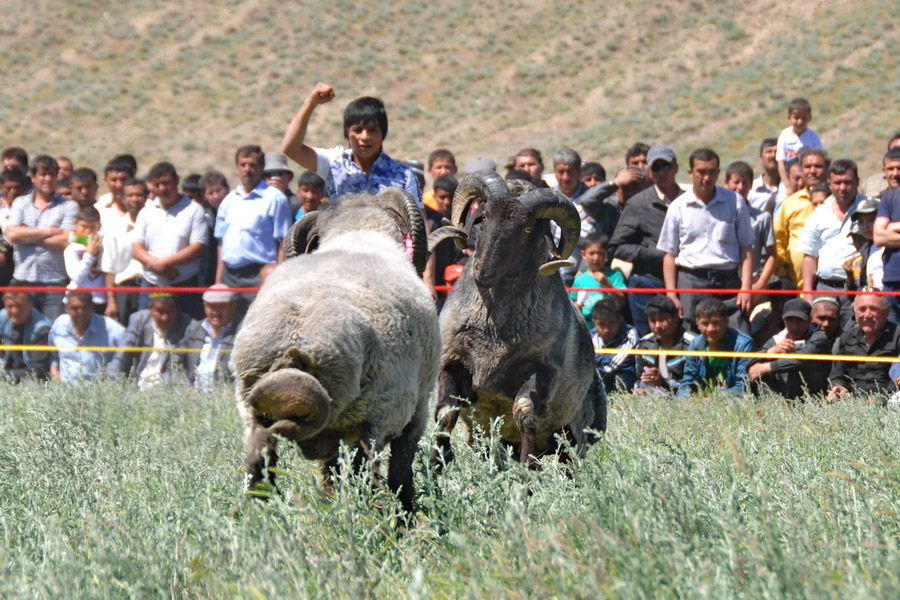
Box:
left=657, top=148, right=755, bottom=332
left=423, top=149, right=458, bottom=210
left=581, top=162, right=606, bottom=188
left=513, top=148, right=548, bottom=188
left=132, top=161, right=208, bottom=319
left=635, top=295, right=696, bottom=395
left=776, top=98, right=823, bottom=196
left=262, top=153, right=300, bottom=217
left=215, top=145, right=292, bottom=320
left=177, top=284, right=237, bottom=390
left=111, top=293, right=191, bottom=390
left=71, top=168, right=99, bottom=211
left=0, top=291, right=52, bottom=382
left=294, top=171, right=327, bottom=218
left=624, top=142, right=650, bottom=171
left=424, top=174, right=462, bottom=311
left=872, top=172, right=900, bottom=324
left=0, top=167, right=28, bottom=286
left=95, top=156, right=137, bottom=228
left=102, top=178, right=148, bottom=325
left=1, top=147, right=28, bottom=173
left=861, top=133, right=900, bottom=198
left=678, top=298, right=754, bottom=397
left=828, top=293, right=900, bottom=403
left=796, top=160, right=864, bottom=326
left=747, top=138, right=779, bottom=214
left=49, top=291, right=126, bottom=383
left=724, top=161, right=776, bottom=290
left=56, top=157, right=73, bottom=181
left=7, top=155, right=78, bottom=321
left=553, top=148, right=588, bottom=202
left=747, top=298, right=832, bottom=399
left=282, top=82, right=421, bottom=201
left=197, top=171, right=230, bottom=286
left=773, top=148, right=831, bottom=288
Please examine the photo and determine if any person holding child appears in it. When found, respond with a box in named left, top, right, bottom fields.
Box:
left=777, top=98, right=823, bottom=196
left=64, top=206, right=106, bottom=314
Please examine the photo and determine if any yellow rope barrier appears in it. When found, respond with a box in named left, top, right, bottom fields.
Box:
left=595, top=347, right=900, bottom=363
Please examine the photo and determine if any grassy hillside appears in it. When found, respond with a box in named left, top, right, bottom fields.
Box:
left=3, top=381, right=900, bottom=597
left=0, top=0, right=897, bottom=181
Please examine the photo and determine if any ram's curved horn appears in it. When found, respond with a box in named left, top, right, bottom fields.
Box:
left=451, top=169, right=509, bottom=232
left=518, top=188, right=581, bottom=275
left=427, top=225, right=469, bottom=253
left=282, top=212, right=320, bottom=258
left=371, top=187, right=428, bottom=274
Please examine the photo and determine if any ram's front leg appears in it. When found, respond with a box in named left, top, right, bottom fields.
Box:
left=245, top=424, right=279, bottom=493
left=431, top=363, right=475, bottom=468
left=513, top=371, right=550, bottom=468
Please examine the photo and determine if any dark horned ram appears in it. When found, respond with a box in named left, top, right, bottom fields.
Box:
left=232, top=189, right=439, bottom=511
left=429, top=170, right=607, bottom=466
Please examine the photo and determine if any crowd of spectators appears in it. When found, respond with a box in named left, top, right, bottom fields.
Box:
left=2, top=87, right=900, bottom=402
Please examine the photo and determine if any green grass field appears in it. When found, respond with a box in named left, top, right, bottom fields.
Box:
left=3, top=380, right=900, bottom=598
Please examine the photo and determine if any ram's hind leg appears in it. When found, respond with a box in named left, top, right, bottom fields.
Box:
left=431, top=364, right=475, bottom=468
left=513, top=372, right=550, bottom=469
left=389, top=405, right=426, bottom=514
left=245, top=425, right=279, bottom=493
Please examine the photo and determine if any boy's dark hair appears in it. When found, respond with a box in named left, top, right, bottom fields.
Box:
left=433, top=174, right=458, bottom=194
left=695, top=298, right=728, bottom=319
left=75, top=206, right=101, bottom=223
left=297, top=171, right=326, bottom=192
left=759, top=138, right=777, bottom=155
left=57, top=176, right=72, bottom=188
left=583, top=231, right=610, bottom=250
left=235, top=145, right=264, bottom=166
left=343, top=96, right=388, bottom=139
left=786, top=158, right=800, bottom=173
left=590, top=298, right=622, bottom=322
left=148, top=161, right=177, bottom=181
left=625, top=142, right=650, bottom=164
left=809, top=182, right=830, bottom=195
left=884, top=148, right=900, bottom=164
left=827, top=159, right=859, bottom=181
left=787, top=97, right=812, bottom=115
left=689, top=148, right=720, bottom=169
left=199, top=170, right=229, bottom=192
left=427, top=149, right=456, bottom=169
left=71, top=167, right=97, bottom=183
left=725, top=161, right=753, bottom=183
left=888, top=130, right=900, bottom=151
left=105, top=156, right=137, bottom=177
left=516, top=148, right=543, bottom=165
left=798, top=147, right=830, bottom=168
left=582, top=162, right=606, bottom=181
left=30, top=155, right=59, bottom=176
left=0, top=167, right=29, bottom=186
left=2, top=147, right=28, bottom=168
left=645, top=295, right=678, bottom=320
left=505, top=169, right=532, bottom=182
left=123, top=177, right=148, bottom=195
left=182, top=173, right=202, bottom=197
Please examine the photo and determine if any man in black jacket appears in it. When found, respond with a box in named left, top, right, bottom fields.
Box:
left=608, top=144, right=684, bottom=335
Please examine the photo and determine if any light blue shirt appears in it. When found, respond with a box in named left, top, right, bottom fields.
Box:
left=50, top=313, right=127, bottom=383
left=314, top=145, right=422, bottom=204
left=215, top=181, right=292, bottom=268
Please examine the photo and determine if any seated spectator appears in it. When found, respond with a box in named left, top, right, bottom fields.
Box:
left=590, top=299, right=638, bottom=392
left=571, top=231, right=626, bottom=324
left=828, top=292, right=900, bottom=403
left=811, top=296, right=841, bottom=343
left=49, top=291, right=127, bottom=383
left=112, top=293, right=191, bottom=390
left=635, top=295, right=696, bottom=395
left=64, top=206, right=106, bottom=314
left=295, top=171, right=327, bottom=218
left=748, top=298, right=832, bottom=399
left=678, top=298, right=754, bottom=397
left=177, top=284, right=237, bottom=390
left=0, top=291, right=51, bottom=382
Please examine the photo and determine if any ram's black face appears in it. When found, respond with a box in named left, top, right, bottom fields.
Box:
left=472, top=200, right=547, bottom=288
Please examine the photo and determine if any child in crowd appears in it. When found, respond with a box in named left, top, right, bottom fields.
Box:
left=282, top=82, right=421, bottom=202
left=65, top=206, right=106, bottom=314
left=422, top=149, right=457, bottom=211
left=71, top=168, right=99, bottom=211
left=777, top=98, right=823, bottom=195
left=295, top=171, right=327, bottom=218
left=678, top=298, right=754, bottom=397
left=591, top=298, right=638, bottom=392
left=809, top=181, right=830, bottom=207
left=571, top=231, right=626, bottom=323
left=635, top=295, right=696, bottom=395
left=581, top=162, right=606, bottom=188
left=199, top=170, right=230, bottom=212
left=425, top=175, right=463, bottom=311
left=181, top=174, right=203, bottom=205
left=56, top=177, right=73, bottom=203
left=724, top=161, right=776, bottom=290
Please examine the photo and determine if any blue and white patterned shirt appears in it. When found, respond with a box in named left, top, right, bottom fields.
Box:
left=10, top=192, right=79, bottom=283
left=314, top=145, right=422, bottom=204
